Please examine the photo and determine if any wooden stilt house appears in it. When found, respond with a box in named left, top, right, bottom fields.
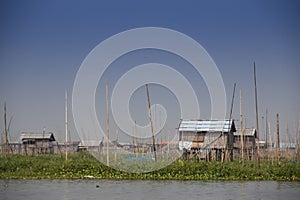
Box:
left=178, top=119, right=236, bottom=161
left=20, top=132, right=56, bottom=155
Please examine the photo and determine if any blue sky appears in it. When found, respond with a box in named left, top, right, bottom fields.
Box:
left=0, top=0, right=299, bottom=143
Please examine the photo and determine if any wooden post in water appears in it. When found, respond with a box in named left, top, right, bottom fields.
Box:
left=115, top=128, right=118, bottom=162
left=254, top=62, right=260, bottom=165
left=65, top=91, right=68, bottom=161
left=240, top=89, right=244, bottom=164
left=276, top=113, right=281, bottom=165
left=265, top=109, right=268, bottom=150
left=296, top=118, right=300, bottom=160
left=146, top=84, right=156, bottom=161
left=106, top=80, right=109, bottom=166
left=3, top=102, right=8, bottom=156
left=229, top=83, right=236, bottom=162
left=135, top=120, right=139, bottom=157
left=286, top=125, right=292, bottom=159
left=269, top=121, right=274, bottom=164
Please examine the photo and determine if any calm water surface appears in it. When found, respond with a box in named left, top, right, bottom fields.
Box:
left=0, top=179, right=299, bottom=200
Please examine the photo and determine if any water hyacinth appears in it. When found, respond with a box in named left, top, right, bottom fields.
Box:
left=0, top=153, right=299, bottom=181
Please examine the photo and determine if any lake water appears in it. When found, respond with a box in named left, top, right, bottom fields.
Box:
left=0, top=179, right=299, bottom=200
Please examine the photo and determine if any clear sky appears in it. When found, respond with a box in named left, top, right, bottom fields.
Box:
left=0, top=0, right=299, bottom=144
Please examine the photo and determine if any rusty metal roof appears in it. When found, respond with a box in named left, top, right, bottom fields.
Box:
left=178, top=120, right=235, bottom=133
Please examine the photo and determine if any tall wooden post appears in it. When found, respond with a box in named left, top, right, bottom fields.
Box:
left=115, top=128, right=118, bottom=162
left=106, top=80, right=109, bottom=166
left=3, top=102, right=8, bottom=156
left=269, top=121, right=273, bottom=164
left=240, top=89, right=244, bottom=164
left=65, top=91, right=68, bottom=161
left=265, top=109, right=268, bottom=149
left=116, top=128, right=119, bottom=145
left=276, top=113, right=280, bottom=165
left=254, top=62, right=260, bottom=164
left=146, top=84, right=156, bottom=161
left=297, top=118, right=300, bottom=160
left=222, top=83, right=236, bottom=163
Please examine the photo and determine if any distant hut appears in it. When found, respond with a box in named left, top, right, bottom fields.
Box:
left=20, top=132, right=56, bottom=155
left=233, top=128, right=256, bottom=160
left=53, top=141, right=80, bottom=154
left=78, top=140, right=101, bottom=152
left=233, top=128, right=256, bottom=148
left=178, top=119, right=236, bottom=161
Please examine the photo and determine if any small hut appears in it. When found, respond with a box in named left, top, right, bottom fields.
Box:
left=20, top=132, right=56, bottom=155
left=233, top=128, right=256, bottom=149
left=78, top=140, right=101, bottom=152
left=178, top=119, right=236, bottom=161
left=233, top=128, right=256, bottom=160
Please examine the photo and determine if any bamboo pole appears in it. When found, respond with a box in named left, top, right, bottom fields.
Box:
left=135, top=120, right=139, bottom=157
left=286, top=125, right=292, bottom=159
left=222, top=83, right=236, bottom=162
left=116, top=128, right=119, bottom=145
left=3, top=102, right=8, bottom=156
left=65, top=91, right=68, bottom=161
left=240, top=89, right=244, bottom=164
left=276, top=113, right=280, bottom=165
left=265, top=109, right=268, bottom=149
left=146, top=84, right=156, bottom=161
left=254, top=62, right=260, bottom=164
left=268, top=122, right=274, bottom=164
left=297, top=117, right=300, bottom=160
left=106, top=80, right=109, bottom=166
left=115, top=128, right=118, bottom=162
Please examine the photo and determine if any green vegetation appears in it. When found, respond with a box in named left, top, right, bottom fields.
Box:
left=0, top=153, right=299, bottom=181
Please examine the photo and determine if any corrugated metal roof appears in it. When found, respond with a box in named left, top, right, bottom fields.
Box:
left=79, top=140, right=100, bottom=147
left=20, top=132, right=55, bottom=141
left=178, top=120, right=235, bottom=132
left=234, top=128, right=256, bottom=136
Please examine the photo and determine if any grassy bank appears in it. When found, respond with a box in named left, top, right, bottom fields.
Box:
left=0, top=153, right=299, bottom=181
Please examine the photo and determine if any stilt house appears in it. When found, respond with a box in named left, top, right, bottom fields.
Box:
left=20, top=132, right=56, bottom=155
left=178, top=119, right=236, bottom=161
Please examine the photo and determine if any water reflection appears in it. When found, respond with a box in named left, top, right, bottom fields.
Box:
left=239, top=181, right=246, bottom=200
left=63, top=180, right=69, bottom=200
left=0, top=179, right=299, bottom=200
